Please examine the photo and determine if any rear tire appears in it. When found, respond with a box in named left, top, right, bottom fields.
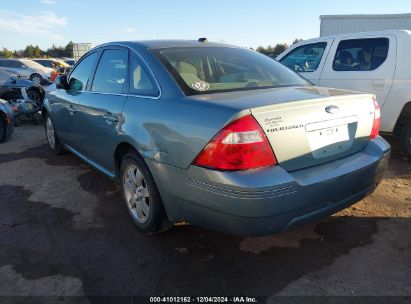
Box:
left=30, top=74, right=43, bottom=85
left=44, top=113, right=64, bottom=154
left=399, top=121, right=411, bottom=160
left=120, top=152, right=171, bottom=235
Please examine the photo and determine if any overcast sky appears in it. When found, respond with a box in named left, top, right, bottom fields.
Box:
left=0, top=0, right=410, bottom=50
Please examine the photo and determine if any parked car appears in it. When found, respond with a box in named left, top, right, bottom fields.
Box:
left=0, top=68, right=45, bottom=105
left=0, top=98, right=15, bottom=142
left=0, top=59, right=54, bottom=85
left=60, top=58, right=76, bottom=66
left=43, top=40, right=390, bottom=236
left=277, top=30, right=411, bottom=159
left=32, top=58, right=72, bottom=75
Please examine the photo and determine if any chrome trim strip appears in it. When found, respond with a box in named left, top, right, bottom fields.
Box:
left=85, top=91, right=128, bottom=97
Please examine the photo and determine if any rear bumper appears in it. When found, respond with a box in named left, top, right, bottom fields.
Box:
left=147, top=136, right=391, bottom=236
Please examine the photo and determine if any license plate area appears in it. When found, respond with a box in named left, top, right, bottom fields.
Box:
left=306, top=116, right=357, bottom=159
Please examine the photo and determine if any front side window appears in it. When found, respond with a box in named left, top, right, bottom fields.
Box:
left=280, top=42, right=327, bottom=72
left=68, top=52, right=98, bottom=91
left=91, top=49, right=128, bottom=94
left=153, top=47, right=310, bottom=95
left=129, top=53, right=158, bottom=96
left=333, top=38, right=389, bottom=71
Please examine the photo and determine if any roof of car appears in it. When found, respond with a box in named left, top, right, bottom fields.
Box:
left=98, top=39, right=240, bottom=49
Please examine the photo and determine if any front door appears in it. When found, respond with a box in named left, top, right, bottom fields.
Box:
left=278, top=39, right=334, bottom=85
left=53, top=51, right=99, bottom=148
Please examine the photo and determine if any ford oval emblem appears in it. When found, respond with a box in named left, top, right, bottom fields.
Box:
left=325, top=105, right=339, bottom=114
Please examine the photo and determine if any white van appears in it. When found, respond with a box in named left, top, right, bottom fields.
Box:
left=277, top=30, right=411, bottom=158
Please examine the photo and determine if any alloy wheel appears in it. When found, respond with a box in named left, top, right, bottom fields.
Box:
left=32, top=76, right=41, bottom=85
left=123, top=164, right=151, bottom=223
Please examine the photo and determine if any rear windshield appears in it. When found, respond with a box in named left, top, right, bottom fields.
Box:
left=152, top=47, right=310, bottom=95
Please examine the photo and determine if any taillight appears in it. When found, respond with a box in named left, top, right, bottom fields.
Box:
left=193, top=114, right=277, bottom=171
left=370, top=97, right=381, bottom=140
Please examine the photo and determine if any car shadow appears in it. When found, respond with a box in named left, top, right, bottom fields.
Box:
left=1, top=179, right=408, bottom=296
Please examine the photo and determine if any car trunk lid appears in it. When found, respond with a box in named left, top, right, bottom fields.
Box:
left=250, top=93, right=376, bottom=171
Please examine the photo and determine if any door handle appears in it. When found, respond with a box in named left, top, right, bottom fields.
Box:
left=103, top=113, right=118, bottom=123
left=68, top=105, right=76, bottom=115
left=372, top=80, right=385, bottom=88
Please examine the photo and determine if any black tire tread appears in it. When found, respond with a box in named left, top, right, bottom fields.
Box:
left=44, top=113, right=65, bottom=155
left=0, top=116, right=6, bottom=143
left=399, top=121, right=411, bottom=160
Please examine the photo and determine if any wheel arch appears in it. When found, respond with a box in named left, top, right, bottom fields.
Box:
left=114, top=141, right=144, bottom=178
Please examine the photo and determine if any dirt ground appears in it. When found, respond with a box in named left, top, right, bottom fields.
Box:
left=0, top=124, right=410, bottom=301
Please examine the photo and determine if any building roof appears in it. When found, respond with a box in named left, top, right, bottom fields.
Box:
left=320, top=13, right=411, bottom=20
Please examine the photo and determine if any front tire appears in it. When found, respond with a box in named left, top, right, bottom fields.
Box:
left=399, top=121, right=411, bottom=160
left=27, top=88, right=43, bottom=109
left=120, top=152, right=170, bottom=234
left=44, top=113, right=64, bottom=154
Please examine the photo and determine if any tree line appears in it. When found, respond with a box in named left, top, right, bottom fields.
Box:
left=253, top=39, right=303, bottom=58
left=0, top=41, right=75, bottom=59
left=0, top=38, right=303, bottom=59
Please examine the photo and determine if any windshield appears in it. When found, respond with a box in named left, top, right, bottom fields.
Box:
left=152, top=47, right=310, bottom=95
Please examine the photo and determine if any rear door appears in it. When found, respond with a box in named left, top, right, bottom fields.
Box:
left=319, top=35, right=396, bottom=106
left=76, top=47, right=129, bottom=172
left=278, top=39, right=334, bottom=85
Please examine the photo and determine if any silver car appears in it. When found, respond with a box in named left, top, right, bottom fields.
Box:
left=0, top=59, right=54, bottom=85
left=43, top=40, right=390, bottom=236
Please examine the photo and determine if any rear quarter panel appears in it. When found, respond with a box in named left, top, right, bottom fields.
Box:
left=120, top=96, right=242, bottom=169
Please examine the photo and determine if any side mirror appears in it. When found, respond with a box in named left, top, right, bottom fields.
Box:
left=55, top=75, right=68, bottom=89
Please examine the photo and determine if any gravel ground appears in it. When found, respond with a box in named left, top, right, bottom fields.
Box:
left=0, top=124, right=410, bottom=302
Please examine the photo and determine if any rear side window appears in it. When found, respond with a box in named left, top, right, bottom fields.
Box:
left=68, top=52, right=98, bottom=91
left=280, top=42, right=327, bottom=72
left=129, top=53, right=159, bottom=96
left=38, top=60, right=53, bottom=68
left=333, top=38, right=389, bottom=71
left=91, top=49, right=128, bottom=94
